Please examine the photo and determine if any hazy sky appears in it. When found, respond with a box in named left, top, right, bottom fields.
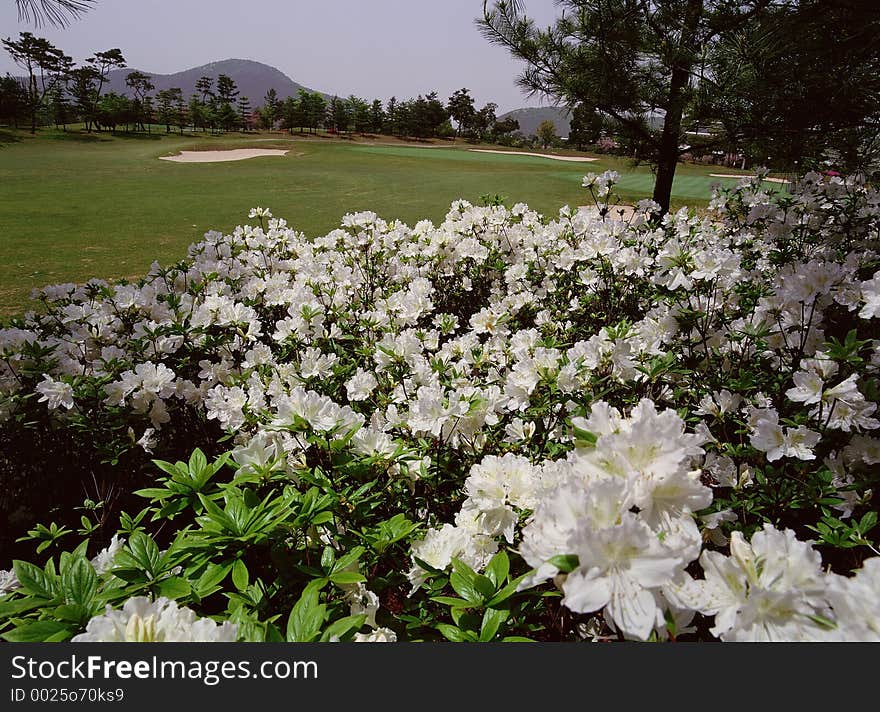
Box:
left=0, top=0, right=563, bottom=114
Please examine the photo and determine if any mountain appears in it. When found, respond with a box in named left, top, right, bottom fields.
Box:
left=104, top=58, right=330, bottom=106
left=498, top=106, right=572, bottom=138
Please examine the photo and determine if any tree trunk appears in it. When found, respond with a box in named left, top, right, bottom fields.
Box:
left=29, top=76, right=37, bottom=134
left=651, top=0, right=704, bottom=215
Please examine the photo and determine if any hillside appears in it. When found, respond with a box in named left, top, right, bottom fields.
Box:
left=498, top=106, right=572, bottom=138
left=105, top=58, right=330, bottom=106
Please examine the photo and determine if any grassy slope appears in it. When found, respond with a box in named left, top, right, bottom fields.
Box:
left=0, top=128, right=757, bottom=317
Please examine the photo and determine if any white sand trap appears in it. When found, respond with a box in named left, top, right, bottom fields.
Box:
left=710, top=173, right=790, bottom=184
left=469, top=149, right=598, bottom=162
left=160, top=148, right=290, bottom=163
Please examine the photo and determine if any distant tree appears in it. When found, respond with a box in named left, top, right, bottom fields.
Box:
left=447, top=87, right=476, bottom=142
left=327, top=95, right=350, bottom=135
left=124, top=70, right=153, bottom=131
left=214, top=74, right=238, bottom=132
left=14, top=0, right=95, bottom=28
left=537, top=118, right=557, bottom=149
left=47, top=84, right=71, bottom=129
left=195, top=75, right=214, bottom=103
left=215, top=74, right=238, bottom=105
left=493, top=116, right=519, bottom=136
left=173, top=90, right=187, bottom=134
left=94, top=91, right=131, bottom=133
left=188, top=79, right=213, bottom=133
left=408, top=96, right=428, bottom=138
left=424, top=92, right=449, bottom=137
left=396, top=99, right=413, bottom=137
left=66, top=64, right=98, bottom=126
left=217, top=102, right=237, bottom=132
left=188, top=94, right=207, bottom=132
left=0, top=74, right=28, bottom=127
left=280, top=95, right=301, bottom=133
left=471, top=102, right=497, bottom=142
left=385, top=96, right=399, bottom=136
left=491, top=115, right=519, bottom=145
left=156, top=88, right=177, bottom=133
left=83, top=48, right=125, bottom=131
left=141, top=93, right=154, bottom=132
left=2, top=32, right=71, bottom=133
left=260, top=87, right=280, bottom=129
left=369, top=98, right=384, bottom=134
left=348, top=95, right=370, bottom=134
left=305, top=91, right=326, bottom=133
left=568, top=103, right=604, bottom=149
left=237, top=95, right=251, bottom=131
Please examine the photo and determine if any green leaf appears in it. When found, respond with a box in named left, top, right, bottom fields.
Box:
left=125, top=530, right=161, bottom=574
left=232, top=559, right=249, bottom=591
left=484, top=550, right=510, bottom=589
left=436, top=623, right=472, bottom=642
left=430, top=596, right=472, bottom=609
left=61, top=557, right=97, bottom=608
left=548, top=554, right=579, bottom=573
left=319, top=614, right=366, bottom=642
left=286, top=584, right=327, bottom=642
left=331, top=547, right=365, bottom=574
left=449, top=571, right=482, bottom=606
left=310, top=511, right=334, bottom=526
left=487, top=572, right=532, bottom=607
left=2, top=621, right=73, bottom=642
left=328, top=571, right=366, bottom=586
left=572, top=424, right=598, bottom=447
left=0, top=598, right=46, bottom=618
left=479, top=606, right=509, bottom=642
left=157, top=576, right=191, bottom=600
left=193, top=562, right=232, bottom=596
left=153, top=459, right=185, bottom=478
left=52, top=603, right=90, bottom=623
left=13, top=560, right=58, bottom=599
left=473, top=574, right=496, bottom=601
left=320, top=546, right=336, bottom=572
left=189, top=448, right=208, bottom=477
left=134, top=487, right=172, bottom=501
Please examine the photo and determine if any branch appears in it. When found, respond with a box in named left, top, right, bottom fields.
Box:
left=15, top=0, right=96, bottom=28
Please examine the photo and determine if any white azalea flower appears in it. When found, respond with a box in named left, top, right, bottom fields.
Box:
left=35, top=375, right=74, bottom=410
left=90, top=535, right=124, bottom=575
left=669, top=525, right=836, bottom=641
left=353, top=627, right=397, bottom=642
left=826, top=557, right=880, bottom=640
left=562, top=514, right=686, bottom=641
left=72, top=597, right=238, bottom=642
left=0, top=569, right=20, bottom=594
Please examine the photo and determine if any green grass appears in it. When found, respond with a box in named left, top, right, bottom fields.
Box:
left=0, top=128, right=760, bottom=317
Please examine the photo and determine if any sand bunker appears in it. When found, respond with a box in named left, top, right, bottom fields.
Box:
left=709, top=173, right=790, bottom=184
left=160, top=148, right=290, bottom=163
left=469, top=149, right=598, bottom=162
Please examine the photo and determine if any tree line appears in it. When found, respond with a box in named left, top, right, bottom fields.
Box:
left=0, top=32, right=522, bottom=143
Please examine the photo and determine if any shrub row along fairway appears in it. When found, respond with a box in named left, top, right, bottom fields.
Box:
left=0, top=129, right=756, bottom=317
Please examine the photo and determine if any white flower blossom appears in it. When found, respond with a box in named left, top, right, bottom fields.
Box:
left=72, top=597, right=239, bottom=642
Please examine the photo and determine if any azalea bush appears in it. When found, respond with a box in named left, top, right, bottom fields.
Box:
left=0, top=170, right=879, bottom=642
